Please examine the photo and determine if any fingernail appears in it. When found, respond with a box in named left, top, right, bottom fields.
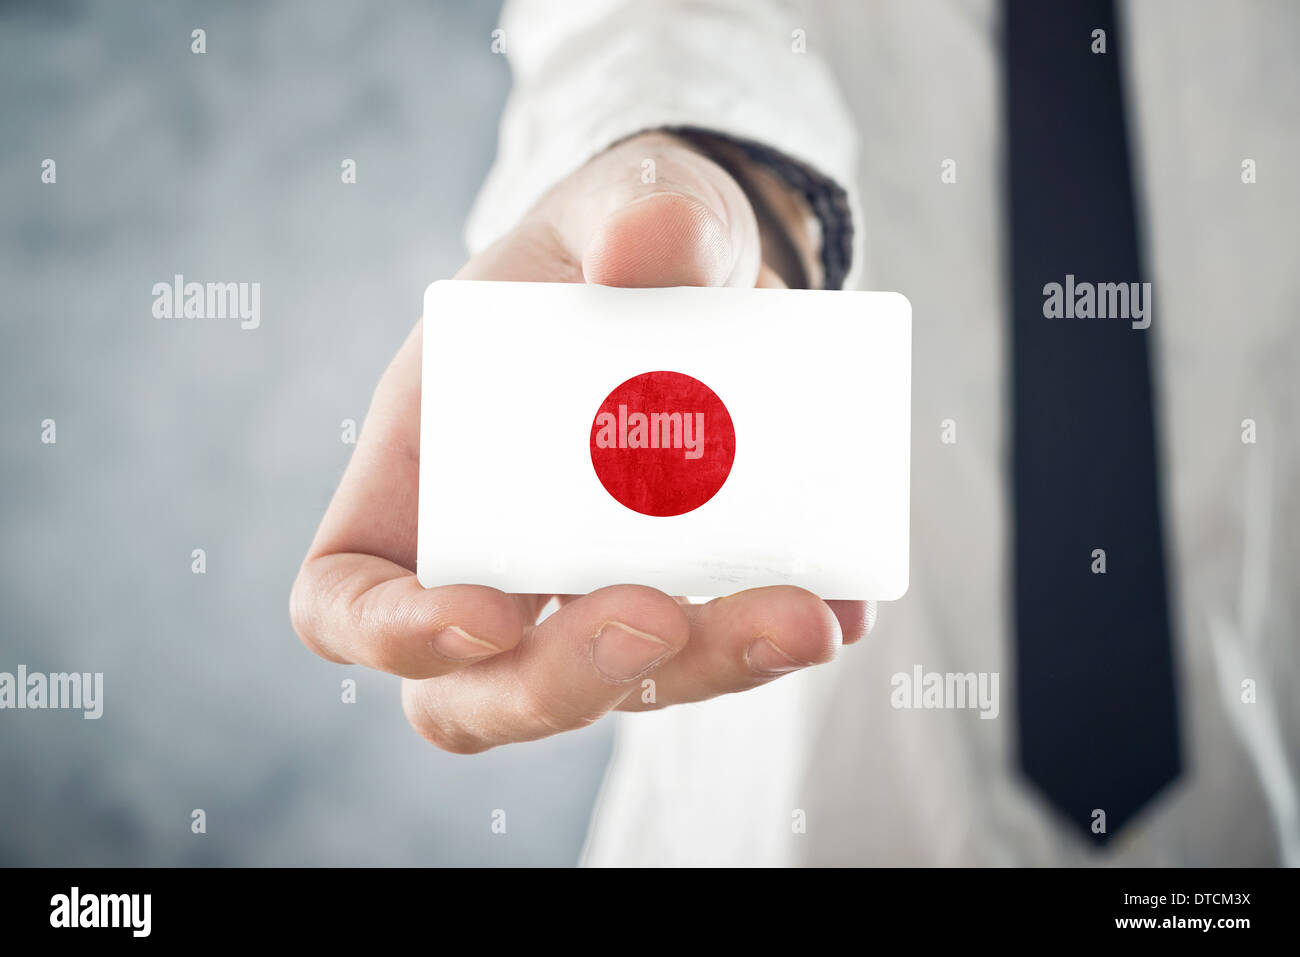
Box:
left=430, top=626, right=500, bottom=662
left=593, top=622, right=670, bottom=681
left=745, top=637, right=807, bottom=675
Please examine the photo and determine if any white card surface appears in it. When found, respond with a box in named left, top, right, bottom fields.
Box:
left=417, top=280, right=911, bottom=600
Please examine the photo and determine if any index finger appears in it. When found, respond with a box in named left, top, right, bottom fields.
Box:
left=289, top=320, right=535, bottom=677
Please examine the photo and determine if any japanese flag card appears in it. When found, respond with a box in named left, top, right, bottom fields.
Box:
left=417, top=280, right=911, bottom=600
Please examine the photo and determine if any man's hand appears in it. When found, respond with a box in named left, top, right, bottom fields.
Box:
left=289, top=132, right=874, bottom=753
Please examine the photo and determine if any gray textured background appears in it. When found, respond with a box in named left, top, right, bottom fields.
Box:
left=0, top=0, right=611, bottom=865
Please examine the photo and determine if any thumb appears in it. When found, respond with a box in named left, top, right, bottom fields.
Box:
left=553, top=133, right=763, bottom=288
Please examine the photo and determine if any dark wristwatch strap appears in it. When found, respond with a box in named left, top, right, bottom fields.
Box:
left=664, top=126, right=855, bottom=291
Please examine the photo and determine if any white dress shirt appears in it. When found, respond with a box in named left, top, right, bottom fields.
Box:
left=466, top=0, right=1300, bottom=866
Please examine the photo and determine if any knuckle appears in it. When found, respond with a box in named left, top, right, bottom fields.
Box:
left=401, top=683, right=489, bottom=755
left=324, top=564, right=400, bottom=672
left=289, top=567, right=337, bottom=662
left=288, top=576, right=313, bottom=644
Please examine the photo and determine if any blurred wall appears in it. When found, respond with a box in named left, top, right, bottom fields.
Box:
left=0, top=0, right=611, bottom=865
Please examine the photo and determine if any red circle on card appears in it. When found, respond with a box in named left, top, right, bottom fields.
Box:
left=590, top=371, right=735, bottom=517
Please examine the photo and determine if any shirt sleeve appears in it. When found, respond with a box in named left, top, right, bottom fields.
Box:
left=464, top=0, right=862, bottom=290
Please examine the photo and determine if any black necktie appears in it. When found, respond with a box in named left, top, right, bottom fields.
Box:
left=1005, top=0, right=1181, bottom=844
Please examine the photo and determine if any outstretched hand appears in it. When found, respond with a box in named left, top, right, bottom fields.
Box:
left=290, top=132, right=874, bottom=753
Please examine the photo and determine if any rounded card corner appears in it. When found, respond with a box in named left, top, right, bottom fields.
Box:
left=884, top=290, right=913, bottom=320
left=880, top=574, right=910, bottom=602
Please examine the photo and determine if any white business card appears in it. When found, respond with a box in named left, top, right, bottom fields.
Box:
left=417, top=280, right=911, bottom=600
